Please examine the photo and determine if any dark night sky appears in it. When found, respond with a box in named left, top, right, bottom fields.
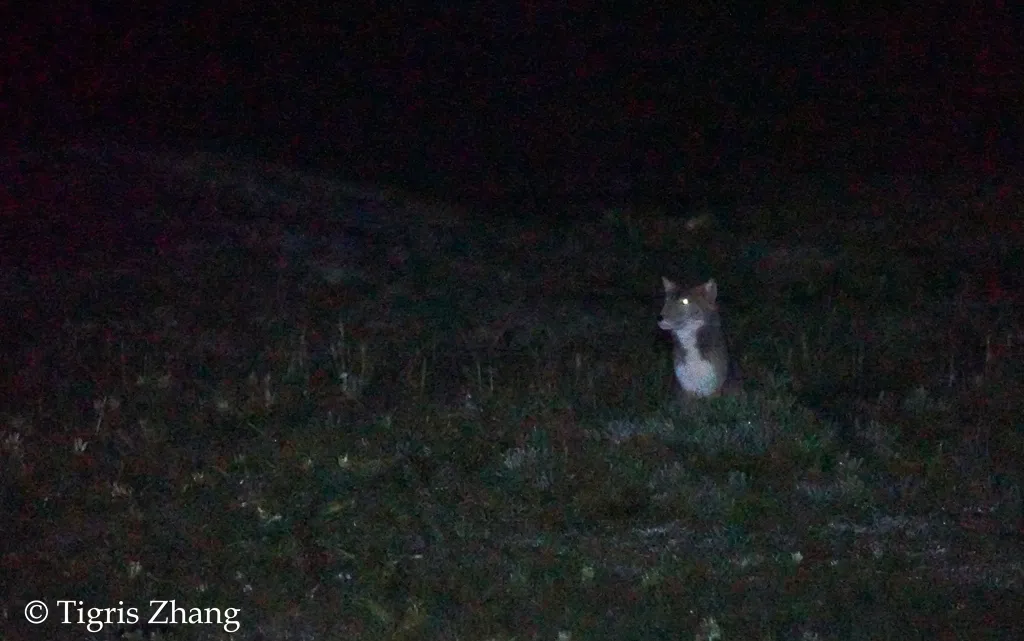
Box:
left=3, top=2, right=1020, bottom=207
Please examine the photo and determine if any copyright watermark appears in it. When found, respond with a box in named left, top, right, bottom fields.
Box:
left=24, top=600, right=48, bottom=624
left=23, top=599, right=241, bottom=633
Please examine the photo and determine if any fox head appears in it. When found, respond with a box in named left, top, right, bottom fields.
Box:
left=658, top=277, right=719, bottom=332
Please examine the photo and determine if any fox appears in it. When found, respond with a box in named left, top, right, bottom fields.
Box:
left=658, top=277, right=739, bottom=398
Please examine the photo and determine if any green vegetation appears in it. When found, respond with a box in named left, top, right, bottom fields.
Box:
left=2, top=159, right=1021, bottom=640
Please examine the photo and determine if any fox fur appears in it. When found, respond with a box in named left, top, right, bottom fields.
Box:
left=658, top=277, right=739, bottom=398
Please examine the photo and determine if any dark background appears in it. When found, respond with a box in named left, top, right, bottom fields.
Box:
left=4, top=2, right=1021, bottom=215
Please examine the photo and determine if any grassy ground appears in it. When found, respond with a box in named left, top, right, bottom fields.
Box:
left=2, top=149, right=1022, bottom=640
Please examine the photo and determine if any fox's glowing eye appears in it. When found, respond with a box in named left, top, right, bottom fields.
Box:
left=680, top=298, right=689, bottom=305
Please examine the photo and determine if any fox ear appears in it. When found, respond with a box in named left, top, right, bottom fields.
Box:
left=662, top=277, right=677, bottom=294
left=703, top=279, right=718, bottom=303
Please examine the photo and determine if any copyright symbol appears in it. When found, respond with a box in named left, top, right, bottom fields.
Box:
left=25, top=600, right=48, bottom=624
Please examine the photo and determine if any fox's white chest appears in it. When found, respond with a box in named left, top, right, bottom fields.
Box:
left=670, top=325, right=721, bottom=397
